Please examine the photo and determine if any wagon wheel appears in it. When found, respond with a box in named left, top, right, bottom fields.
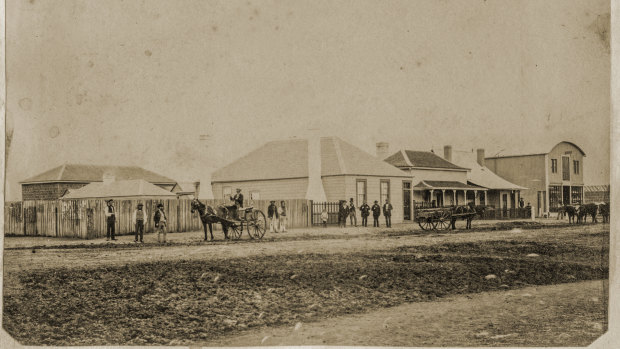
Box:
left=435, top=210, right=452, bottom=230
left=229, top=222, right=243, bottom=240
left=248, top=210, right=267, bottom=240
left=418, top=218, right=436, bottom=231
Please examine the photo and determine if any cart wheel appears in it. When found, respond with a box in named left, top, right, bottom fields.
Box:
left=248, top=210, right=267, bottom=239
left=230, top=223, right=243, bottom=240
left=435, top=211, right=451, bottom=230
left=418, top=218, right=434, bottom=231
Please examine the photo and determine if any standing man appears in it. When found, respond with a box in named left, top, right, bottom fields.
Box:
left=105, top=199, right=117, bottom=241
left=383, top=199, right=393, bottom=228
left=371, top=200, right=381, bottom=227
left=268, top=200, right=279, bottom=233
left=154, top=203, right=168, bottom=243
left=229, top=188, right=244, bottom=220
left=519, top=197, right=525, bottom=208
left=279, top=201, right=288, bottom=232
left=360, top=200, right=370, bottom=227
left=133, top=203, right=146, bottom=243
left=338, top=200, right=348, bottom=228
left=348, top=198, right=357, bottom=227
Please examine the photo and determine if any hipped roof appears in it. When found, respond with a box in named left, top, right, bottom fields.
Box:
left=212, top=136, right=410, bottom=182
left=21, top=164, right=177, bottom=184
left=61, top=179, right=177, bottom=199
left=384, top=150, right=467, bottom=170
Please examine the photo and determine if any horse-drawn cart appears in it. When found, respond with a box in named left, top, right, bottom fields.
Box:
left=191, top=199, right=267, bottom=241
left=414, top=205, right=480, bottom=231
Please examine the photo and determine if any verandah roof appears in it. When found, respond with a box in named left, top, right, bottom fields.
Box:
left=413, top=180, right=486, bottom=191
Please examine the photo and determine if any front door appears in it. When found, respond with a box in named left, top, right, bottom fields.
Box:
left=562, top=186, right=570, bottom=206
left=403, top=181, right=411, bottom=220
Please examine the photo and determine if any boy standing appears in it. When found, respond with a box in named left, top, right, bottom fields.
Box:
left=321, top=209, right=329, bottom=227
left=133, top=203, right=146, bottom=243
left=154, top=203, right=168, bottom=243
left=371, top=200, right=381, bottom=227
left=105, top=199, right=117, bottom=241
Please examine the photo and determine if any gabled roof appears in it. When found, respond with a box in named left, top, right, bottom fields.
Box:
left=413, top=180, right=484, bottom=190
left=61, top=179, right=177, bottom=199
left=211, top=137, right=409, bottom=182
left=21, top=164, right=177, bottom=184
left=384, top=150, right=467, bottom=170
left=451, top=152, right=527, bottom=190
left=485, top=141, right=586, bottom=159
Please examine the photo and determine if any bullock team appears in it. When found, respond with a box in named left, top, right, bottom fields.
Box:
left=557, top=202, right=610, bottom=224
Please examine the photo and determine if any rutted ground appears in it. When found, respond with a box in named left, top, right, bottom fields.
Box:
left=2, top=224, right=609, bottom=346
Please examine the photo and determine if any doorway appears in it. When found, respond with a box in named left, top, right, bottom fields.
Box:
left=562, top=186, right=570, bottom=206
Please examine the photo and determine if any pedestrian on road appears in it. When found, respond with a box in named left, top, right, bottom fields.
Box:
left=132, top=203, right=146, bottom=243
left=321, top=208, right=328, bottom=228
left=383, top=199, right=393, bottom=228
left=105, top=199, right=117, bottom=241
left=360, top=200, right=370, bottom=227
left=154, top=203, right=168, bottom=243
left=371, top=200, right=381, bottom=227
left=338, top=200, right=348, bottom=228
left=268, top=200, right=280, bottom=233
left=279, top=201, right=288, bottom=232
left=348, top=198, right=357, bottom=227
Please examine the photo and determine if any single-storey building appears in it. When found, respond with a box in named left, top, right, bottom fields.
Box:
left=20, top=164, right=178, bottom=201
left=484, top=141, right=586, bottom=217
left=211, top=136, right=411, bottom=224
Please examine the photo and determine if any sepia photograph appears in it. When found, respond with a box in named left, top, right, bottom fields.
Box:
left=1, top=0, right=615, bottom=347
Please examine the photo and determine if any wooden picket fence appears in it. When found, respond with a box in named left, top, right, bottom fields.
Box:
left=4, top=198, right=311, bottom=239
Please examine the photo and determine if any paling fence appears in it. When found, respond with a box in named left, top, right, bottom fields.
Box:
left=4, top=199, right=311, bottom=239
left=310, top=201, right=341, bottom=225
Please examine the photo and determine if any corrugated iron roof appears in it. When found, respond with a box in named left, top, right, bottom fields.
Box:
left=21, top=164, right=177, bottom=184
left=584, top=185, right=610, bottom=192
left=61, top=179, right=177, bottom=199
left=413, top=180, right=483, bottom=190
left=484, top=141, right=586, bottom=159
left=211, top=137, right=410, bottom=182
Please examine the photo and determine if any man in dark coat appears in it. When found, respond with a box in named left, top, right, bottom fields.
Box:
left=348, top=198, right=357, bottom=227
left=229, top=188, right=244, bottom=220
left=268, top=200, right=279, bottom=233
left=338, top=200, right=348, bottom=228
left=105, top=199, right=116, bottom=241
left=383, top=199, right=393, bottom=228
left=371, top=200, right=381, bottom=227
left=360, top=200, right=371, bottom=227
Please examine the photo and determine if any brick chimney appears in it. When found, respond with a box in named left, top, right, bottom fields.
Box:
left=443, top=145, right=452, bottom=162
left=376, top=142, right=389, bottom=159
left=477, top=149, right=485, bottom=167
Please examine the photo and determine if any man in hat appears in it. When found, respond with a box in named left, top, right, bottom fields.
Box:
left=278, top=201, right=288, bottom=232
left=383, top=199, right=393, bottom=228
left=360, top=200, right=370, bottom=227
left=133, top=203, right=146, bottom=243
left=105, top=199, right=116, bottom=241
left=348, top=198, right=357, bottom=227
left=228, top=188, right=244, bottom=220
left=154, top=203, right=168, bottom=243
left=268, top=200, right=279, bottom=233
left=371, top=200, right=381, bottom=227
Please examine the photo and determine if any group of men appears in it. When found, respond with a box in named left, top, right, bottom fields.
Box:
left=229, top=188, right=288, bottom=233
left=329, top=198, right=393, bottom=228
left=105, top=199, right=169, bottom=243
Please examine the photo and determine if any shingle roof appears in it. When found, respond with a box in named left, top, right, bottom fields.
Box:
left=451, top=152, right=527, bottom=190
left=413, top=180, right=484, bottom=190
left=211, top=137, right=409, bottom=182
left=485, top=141, right=586, bottom=158
left=384, top=150, right=467, bottom=170
left=61, top=179, right=177, bottom=199
left=21, top=164, right=176, bottom=184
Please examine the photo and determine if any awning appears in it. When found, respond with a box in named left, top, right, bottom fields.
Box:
left=413, top=180, right=487, bottom=191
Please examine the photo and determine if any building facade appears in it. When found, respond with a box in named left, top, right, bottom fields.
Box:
left=485, top=141, right=585, bottom=216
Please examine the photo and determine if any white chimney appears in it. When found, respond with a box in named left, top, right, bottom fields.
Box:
left=376, top=142, right=390, bottom=159
left=477, top=149, right=485, bottom=167
left=305, top=134, right=327, bottom=202
left=444, top=145, right=452, bottom=162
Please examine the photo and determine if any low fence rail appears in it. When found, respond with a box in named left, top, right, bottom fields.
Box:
left=4, top=199, right=310, bottom=239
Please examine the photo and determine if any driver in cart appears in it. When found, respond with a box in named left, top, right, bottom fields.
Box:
left=227, top=188, right=244, bottom=220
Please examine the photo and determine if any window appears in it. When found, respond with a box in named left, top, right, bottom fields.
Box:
left=573, top=160, right=580, bottom=175
left=562, top=156, right=570, bottom=181
left=250, top=190, right=260, bottom=200
left=222, top=186, right=232, bottom=199
left=551, top=159, right=558, bottom=173
left=356, top=179, right=367, bottom=206
left=571, top=186, right=583, bottom=204
left=380, top=180, right=390, bottom=204
left=549, top=185, right=562, bottom=209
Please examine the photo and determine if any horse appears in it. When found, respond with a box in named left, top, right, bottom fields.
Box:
left=190, top=199, right=230, bottom=241
left=598, top=202, right=610, bottom=223
left=578, top=203, right=598, bottom=223
left=557, top=205, right=579, bottom=224
left=450, top=203, right=486, bottom=229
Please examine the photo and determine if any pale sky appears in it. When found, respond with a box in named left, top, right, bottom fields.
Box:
left=5, top=0, right=611, bottom=201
